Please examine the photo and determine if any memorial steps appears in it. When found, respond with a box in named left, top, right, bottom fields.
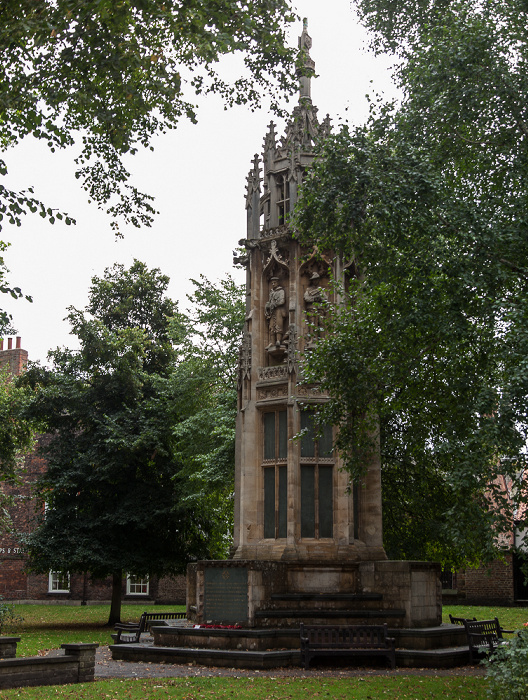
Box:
left=110, top=622, right=471, bottom=669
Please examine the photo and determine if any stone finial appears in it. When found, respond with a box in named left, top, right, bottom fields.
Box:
left=297, top=18, right=316, bottom=102
left=263, top=122, right=277, bottom=158
left=245, top=154, right=261, bottom=208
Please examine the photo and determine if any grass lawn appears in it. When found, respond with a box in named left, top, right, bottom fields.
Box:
left=442, top=604, right=528, bottom=636
left=2, top=602, right=525, bottom=698
left=1, top=604, right=185, bottom=657
left=2, top=601, right=525, bottom=655
left=0, top=676, right=487, bottom=700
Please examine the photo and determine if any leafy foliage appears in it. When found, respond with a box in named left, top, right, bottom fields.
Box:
left=0, top=594, right=23, bottom=635
left=0, top=364, right=36, bottom=535
left=0, top=240, right=31, bottom=334
left=484, top=626, right=528, bottom=700
left=170, top=274, right=245, bottom=553
left=1, top=0, right=298, bottom=234
left=19, top=262, right=234, bottom=622
left=293, top=0, right=528, bottom=566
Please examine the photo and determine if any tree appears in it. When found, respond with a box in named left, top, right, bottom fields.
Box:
left=293, top=5, right=528, bottom=567
left=20, top=261, right=228, bottom=624
left=171, top=274, right=245, bottom=554
left=1, top=1, right=297, bottom=331
left=1, top=0, right=298, bottom=235
left=0, top=367, right=35, bottom=535
left=0, top=241, right=31, bottom=334
left=0, top=248, right=35, bottom=534
left=357, top=0, right=528, bottom=565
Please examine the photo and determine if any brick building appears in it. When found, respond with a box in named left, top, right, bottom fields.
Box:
left=442, top=473, right=528, bottom=605
left=0, top=338, right=185, bottom=604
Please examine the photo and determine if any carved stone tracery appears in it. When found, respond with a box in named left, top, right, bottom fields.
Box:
left=286, top=323, right=298, bottom=375
left=245, top=154, right=261, bottom=208
left=257, top=385, right=288, bottom=401
left=263, top=240, right=289, bottom=277
left=257, top=365, right=288, bottom=382
left=238, top=332, right=252, bottom=389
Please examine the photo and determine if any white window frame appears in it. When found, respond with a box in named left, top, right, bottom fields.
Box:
left=126, top=574, right=149, bottom=596
left=48, top=571, right=70, bottom=593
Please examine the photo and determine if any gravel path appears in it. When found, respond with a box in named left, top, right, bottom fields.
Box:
left=94, top=646, right=486, bottom=680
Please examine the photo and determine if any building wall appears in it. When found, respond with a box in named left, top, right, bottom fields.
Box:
left=464, top=556, right=515, bottom=605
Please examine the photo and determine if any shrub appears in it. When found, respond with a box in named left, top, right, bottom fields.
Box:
left=0, top=595, right=23, bottom=635
left=484, top=626, right=528, bottom=699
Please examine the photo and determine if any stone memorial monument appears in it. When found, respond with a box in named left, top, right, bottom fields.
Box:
left=187, top=20, right=441, bottom=631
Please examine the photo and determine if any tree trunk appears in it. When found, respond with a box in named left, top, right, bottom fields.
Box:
left=107, top=570, right=123, bottom=626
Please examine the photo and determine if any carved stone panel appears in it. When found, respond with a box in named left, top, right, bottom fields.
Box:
left=258, top=366, right=288, bottom=382
left=257, top=385, right=288, bottom=401
left=297, top=384, right=328, bottom=399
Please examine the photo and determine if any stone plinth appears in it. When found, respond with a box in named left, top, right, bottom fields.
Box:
left=187, top=559, right=441, bottom=629
left=0, top=638, right=20, bottom=660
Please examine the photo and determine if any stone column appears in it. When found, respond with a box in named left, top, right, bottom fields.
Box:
left=61, top=643, right=98, bottom=683
left=0, top=638, right=20, bottom=659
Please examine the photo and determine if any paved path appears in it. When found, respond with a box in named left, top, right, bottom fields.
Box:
left=94, top=646, right=486, bottom=680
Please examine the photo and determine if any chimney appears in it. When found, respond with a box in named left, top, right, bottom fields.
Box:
left=0, top=337, right=28, bottom=377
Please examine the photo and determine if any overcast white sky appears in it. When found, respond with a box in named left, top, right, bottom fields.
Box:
left=1, top=0, right=398, bottom=365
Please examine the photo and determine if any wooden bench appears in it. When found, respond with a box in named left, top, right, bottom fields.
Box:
left=463, top=617, right=514, bottom=663
left=449, top=614, right=477, bottom=625
left=300, top=623, right=396, bottom=670
left=112, top=611, right=186, bottom=644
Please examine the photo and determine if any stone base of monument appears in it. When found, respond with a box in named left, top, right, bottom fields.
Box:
left=186, top=559, right=442, bottom=629
left=110, top=558, right=471, bottom=669
left=109, top=624, right=470, bottom=669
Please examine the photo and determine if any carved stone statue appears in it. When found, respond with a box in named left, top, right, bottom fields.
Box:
left=265, top=277, right=287, bottom=348
left=304, top=272, right=327, bottom=346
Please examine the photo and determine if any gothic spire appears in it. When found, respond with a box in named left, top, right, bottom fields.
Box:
left=297, top=18, right=315, bottom=102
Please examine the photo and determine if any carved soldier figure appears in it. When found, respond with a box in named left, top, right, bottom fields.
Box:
left=265, top=277, right=287, bottom=348
left=304, top=271, right=327, bottom=346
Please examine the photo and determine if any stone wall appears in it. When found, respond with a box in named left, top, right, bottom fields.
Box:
left=0, top=640, right=97, bottom=690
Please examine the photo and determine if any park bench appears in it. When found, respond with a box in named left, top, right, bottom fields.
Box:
left=449, top=614, right=477, bottom=625
left=299, top=623, right=396, bottom=670
left=112, top=611, right=186, bottom=644
left=463, top=617, right=514, bottom=663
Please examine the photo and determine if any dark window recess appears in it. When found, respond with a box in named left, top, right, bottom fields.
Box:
left=263, top=410, right=288, bottom=539
left=300, top=411, right=334, bottom=539
left=264, top=467, right=275, bottom=539
left=513, top=553, right=528, bottom=601
left=440, top=568, right=457, bottom=590
left=276, top=173, right=290, bottom=226
left=301, top=465, right=315, bottom=538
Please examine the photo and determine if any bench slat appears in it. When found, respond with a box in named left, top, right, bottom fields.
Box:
left=300, top=623, right=396, bottom=670
left=113, top=611, right=186, bottom=644
left=463, top=617, right=510, bottom=663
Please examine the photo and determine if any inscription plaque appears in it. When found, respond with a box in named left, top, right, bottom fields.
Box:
left=203, top=567, right=248, bottom=623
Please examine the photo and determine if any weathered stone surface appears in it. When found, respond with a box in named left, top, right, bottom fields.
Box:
left=0, top=642, right=98, bottom=689
left=188, top=560, right=441, bottom=628
left=187, top=19, right=441, bottom=637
